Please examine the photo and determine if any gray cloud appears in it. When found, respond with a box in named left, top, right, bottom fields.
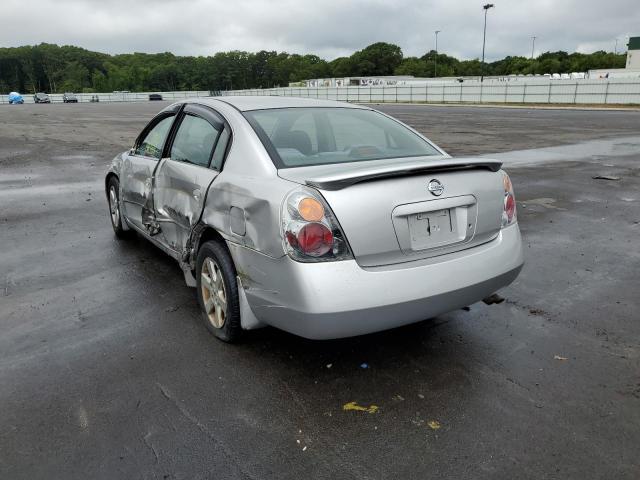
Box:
left=1, top=0, right=637, bottom=60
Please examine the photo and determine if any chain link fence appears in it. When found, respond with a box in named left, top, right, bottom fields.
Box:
left=223, top=80, right=640, bottom=105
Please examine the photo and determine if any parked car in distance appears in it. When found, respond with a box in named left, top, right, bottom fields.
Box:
left=90, top=95, right=100, bottom=103
left=149, top=93, right=163, bottom=101
left=34, top=92, right=51, bottom=103
left=105, top=97, right=523, bottom=343
left=8, top=92, right=24, bottom=104
left=63, top=92, right=78, bottom=103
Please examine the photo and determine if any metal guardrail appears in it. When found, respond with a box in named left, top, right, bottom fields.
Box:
left=0, top=90, right=213, bottom=104
left=222, top=80, right=640, bottom=105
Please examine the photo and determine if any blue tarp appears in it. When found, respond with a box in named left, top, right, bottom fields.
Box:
left=8, top=92, right=24, bottom=104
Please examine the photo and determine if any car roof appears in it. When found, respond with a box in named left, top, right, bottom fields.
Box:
left=199, top=95, right=368, bottom=112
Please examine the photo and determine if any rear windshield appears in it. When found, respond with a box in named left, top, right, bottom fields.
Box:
left=244, top=107, right=440, bottom=168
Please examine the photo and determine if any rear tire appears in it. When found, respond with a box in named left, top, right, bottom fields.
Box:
left=196, top=240, right=242, bottom=343
left=107, top=176, right=131, bottom=239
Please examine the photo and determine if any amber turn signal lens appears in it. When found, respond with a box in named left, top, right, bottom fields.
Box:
left=503, top=174, right=513, bottom=193
left=298, top=197, right=325, bottom=221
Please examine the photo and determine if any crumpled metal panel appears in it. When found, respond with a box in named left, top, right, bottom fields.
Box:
left=153, top=158, right=218, bottom=251
left=106, top=99, right=306, bottom=285
left=194, top=100, right=297, bottom=260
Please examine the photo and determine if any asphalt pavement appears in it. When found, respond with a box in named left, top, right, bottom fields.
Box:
left=1, top=101, right=639, bottom=479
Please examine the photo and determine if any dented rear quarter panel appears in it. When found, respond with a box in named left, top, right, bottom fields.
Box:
left=194, top=100, right=294, bottom=259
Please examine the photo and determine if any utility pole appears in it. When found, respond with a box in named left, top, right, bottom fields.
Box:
left=531, top=36, right=537, bottom=59
left=480, top=3, right=494, bottom=82
left=615, top=38, right=618, bottom=54
left=434, top=30, right=441, bottom=78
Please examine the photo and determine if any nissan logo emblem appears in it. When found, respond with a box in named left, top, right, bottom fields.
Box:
left=428, top=179, right=444, bottom=196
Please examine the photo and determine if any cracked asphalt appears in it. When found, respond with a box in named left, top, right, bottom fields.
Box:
left=1, top=102, right=639, bottom=479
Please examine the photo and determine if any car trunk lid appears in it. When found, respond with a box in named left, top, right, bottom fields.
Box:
left=278, top=157, right=506, bottom=267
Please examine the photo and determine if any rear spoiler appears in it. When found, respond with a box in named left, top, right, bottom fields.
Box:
left=300, top=158, right=503, bottom=191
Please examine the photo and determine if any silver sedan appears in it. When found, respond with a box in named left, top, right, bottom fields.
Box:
left=105, top=96, right=523, bottom=342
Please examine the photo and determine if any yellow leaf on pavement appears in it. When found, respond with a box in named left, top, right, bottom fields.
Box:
left=427, top=420, right=441, bottom=430
left=343, top=401, right=379, bottom=414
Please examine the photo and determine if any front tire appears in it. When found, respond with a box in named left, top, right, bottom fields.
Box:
left=196, top=240, right=242, bottom=343
left=107, top=176, right=130, bottom=239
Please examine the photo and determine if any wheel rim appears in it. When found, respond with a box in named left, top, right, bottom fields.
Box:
left=109, top=186, right=120, bottom=227
left=200, top=257, right=227, bottom=329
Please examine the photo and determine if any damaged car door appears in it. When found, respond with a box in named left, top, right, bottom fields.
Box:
left=152, top=104, right=230, bottom=254
left=121, top=113, right=175, bottom=231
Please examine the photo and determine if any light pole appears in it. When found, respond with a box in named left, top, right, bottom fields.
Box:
left=480, top=3, right=494, bottom=82
left=531, top=36, right=536, bottom=59
left=434, top=30, right=441, bottom=78
left=615, top=38, right=618, bottom=55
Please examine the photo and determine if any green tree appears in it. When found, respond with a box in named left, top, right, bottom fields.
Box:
left=329, top=57, right=354, bottom=77
left=0, top=42, right=631, bottom=93
left=350, top=42, right=403, bottom=76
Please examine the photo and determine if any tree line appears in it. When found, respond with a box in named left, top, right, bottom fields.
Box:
left=0, top=42, right=626, bottom=94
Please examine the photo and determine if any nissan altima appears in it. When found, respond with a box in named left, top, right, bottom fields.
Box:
left=105, top=96, right=523, bottom=342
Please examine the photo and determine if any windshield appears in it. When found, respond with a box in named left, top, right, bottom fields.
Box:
left=244, top=107, right=440, bottom=168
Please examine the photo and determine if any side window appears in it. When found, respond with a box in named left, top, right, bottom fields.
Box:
left=135, top=116, right=174, bottom=159
left=170, top=114, right=220, bottom=167
left=211, top=128, right=230, bottom=170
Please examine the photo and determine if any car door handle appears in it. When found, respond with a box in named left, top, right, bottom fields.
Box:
left=193, top=189, right=201, bottom=200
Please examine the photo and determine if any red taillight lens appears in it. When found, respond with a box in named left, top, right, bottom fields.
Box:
left=501, top=172, right=517, bottom=227
left=296, top=223, right=333, bottom=256
left=505, top=193, right=516, bottom=222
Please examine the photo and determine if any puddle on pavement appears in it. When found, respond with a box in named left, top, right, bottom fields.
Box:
left=521, top=198, right=566, bottom=210
left=0, top=180, right=102, bottom=198
left=51, top=155, right=97, bottom=161
left=0, top=174, right=39, bottom=186
left=484, top=135, right=640, bottom=166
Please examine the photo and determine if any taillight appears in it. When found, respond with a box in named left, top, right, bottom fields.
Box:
left=282, top=188, right=353, bottom=262
left=501, top=172, right=517, bottom=227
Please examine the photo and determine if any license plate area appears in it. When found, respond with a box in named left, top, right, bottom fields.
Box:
left=409, top=209, right=459, bottom=250
left=392, top=195, right=478, bottom=254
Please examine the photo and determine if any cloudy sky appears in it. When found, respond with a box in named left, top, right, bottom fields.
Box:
left=1, top=0, right=638, bottom=60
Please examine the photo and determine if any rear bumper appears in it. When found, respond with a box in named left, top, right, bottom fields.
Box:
left=230, top=224, right=524, bottom=339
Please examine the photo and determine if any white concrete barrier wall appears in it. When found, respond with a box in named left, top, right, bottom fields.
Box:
left=3, top=81, right=640, bottom=105
left=223, top=80, right=640, bottom=105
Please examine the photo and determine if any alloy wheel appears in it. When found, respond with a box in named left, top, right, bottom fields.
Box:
left=109, top=185, right=120, bottom=227
left=200, top=257, right=227, bottom=328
